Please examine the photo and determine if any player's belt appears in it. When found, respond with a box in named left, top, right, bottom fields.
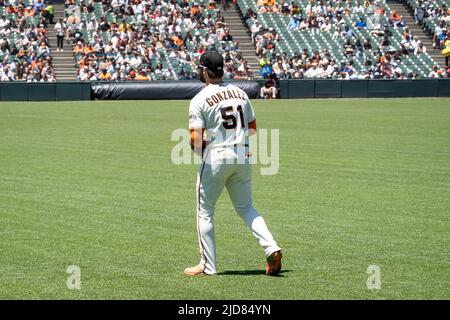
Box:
left=210, top=144, right=249, bottom=149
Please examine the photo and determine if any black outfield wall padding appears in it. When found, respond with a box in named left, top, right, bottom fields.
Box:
left=56, top=82, right=92, bottom=101
left=438, top=79, right=450, bottom=97
left=341, top=80, right=369, bottom=98
left=284, top=80, right=315, bottom=98
left=91, top=80, right=261, bottom=100
left=0, top=80, right=448, bottom=101
left=0, top=82, right=91, bottom=101
left=315, top=80, right=342, bottom=98
left=280, top=79, right=450, bottom=98
left=366, top=80, right=439, bottom=97
left=28, top=83, right=57, bottom=101
left=0, top=83, right=28, bottom=101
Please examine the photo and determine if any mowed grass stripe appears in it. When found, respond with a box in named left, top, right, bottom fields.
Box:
left=0, top=99, right=449, bottom=299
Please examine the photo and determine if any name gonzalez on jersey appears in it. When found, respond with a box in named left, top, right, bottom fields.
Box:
left=205, top=88, right=246, bottom=107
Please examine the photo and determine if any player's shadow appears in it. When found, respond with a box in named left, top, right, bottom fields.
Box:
left=218, top=269, right=291, bottom=277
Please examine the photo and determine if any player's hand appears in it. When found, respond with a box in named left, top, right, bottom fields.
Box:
left=191, top=140, right=208, bottom=157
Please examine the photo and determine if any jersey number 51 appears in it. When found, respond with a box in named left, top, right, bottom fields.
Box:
left=220, top=105, right=245, bottom=129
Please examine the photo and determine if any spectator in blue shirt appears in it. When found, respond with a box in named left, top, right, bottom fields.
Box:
left=260, top=63, right=273, bottom=78
left=355, top=17, right=366, bottom=29
left=344, top=25, right=357, bottom=39
left=287, top=15, right=301, bottom=30
left=34, top=0, right=45, bottom=14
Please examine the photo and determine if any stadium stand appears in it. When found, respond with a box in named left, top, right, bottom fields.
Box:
left=388, top=0, right=448, bottom=69
left=406, top=0, right=449, bottom=37
left=236, top=0, right=449, bottom=79
left=0, top=0, right=55, bottom=81
left=64, top=0, right=254, bottom=81
left=1, top=0, right=448, bottom=82
left=404, top=0, right=449, bottom=56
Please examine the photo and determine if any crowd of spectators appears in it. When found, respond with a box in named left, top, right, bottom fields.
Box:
left=255, top=47, right=425, bottom=80
left=411, top=0, right=449, bottom=53
left=413, top=0, right=449, bottom=28
left=1, top=0, right=447, bottom=82
left=0, top=0, right=55, bottom=81
left=64, top=0, right=253, bottom=81
left=244, top=0, right=449, bottom=80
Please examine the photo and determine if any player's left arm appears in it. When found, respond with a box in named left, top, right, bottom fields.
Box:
left=248, top=119, right=257, bottom=136
left=245, top=96, right=257, bottom=136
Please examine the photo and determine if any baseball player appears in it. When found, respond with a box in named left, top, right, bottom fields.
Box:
left=184, top=51, right=282, bottom=276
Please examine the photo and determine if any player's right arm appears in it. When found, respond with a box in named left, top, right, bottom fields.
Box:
left=188, top=97, right=206, bottom=156
left=189, top=128, right=205, bottom=156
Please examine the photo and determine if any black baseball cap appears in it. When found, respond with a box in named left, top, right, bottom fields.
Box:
left=200, top=51, right=224, bottom=77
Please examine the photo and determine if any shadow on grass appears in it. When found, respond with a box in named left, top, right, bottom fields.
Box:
left=218, top=269, right=292, bottom=277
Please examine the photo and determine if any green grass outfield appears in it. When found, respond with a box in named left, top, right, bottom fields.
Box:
left=0, top=98, right=449, bottom=299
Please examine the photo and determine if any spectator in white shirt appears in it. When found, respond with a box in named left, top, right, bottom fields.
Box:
left=251, top=21, right=261, bottom=44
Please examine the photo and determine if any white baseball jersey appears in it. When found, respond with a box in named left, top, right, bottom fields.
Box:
left=188, top=83, right=255, bottom=148
left=187, top=83, right=281, bottom=275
